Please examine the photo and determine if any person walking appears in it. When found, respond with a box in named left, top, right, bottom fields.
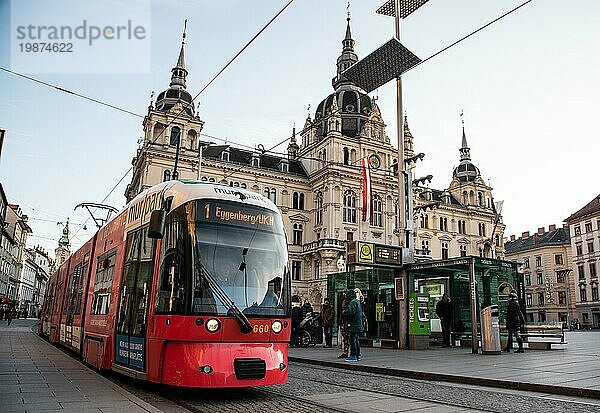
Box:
left=290, top=302, right=303, bottom=347
left=7, top=307, right=13, bottom=326
left=343, top=288, right=364, bottom=362
left=503, top=291, right=525, bottom=353
left=337, top=295, right=350, bottom=358
left=435, top=293, right=454, bottom=347
left=321, top=298, right=334, bottom=348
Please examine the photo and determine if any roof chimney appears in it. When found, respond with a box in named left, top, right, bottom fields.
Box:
left=521, top=231, right=530, bottom=238
left=510, top=235, right=516, bottom=241
left=533, top=234, right=540, bottom=244
left=537, top=227, right=545, bottom=235
left=549, top=224, right=556, bottom=231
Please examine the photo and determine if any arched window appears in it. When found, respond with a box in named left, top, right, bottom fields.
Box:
left=343, top=147, right=350, bottom=165
left=372, top=195, right=382, bottom=227
left=221, top=150, right=230, bottom=162
left=170, top=126, right=181, bottom=146
left=421, top=239, right=430, bottom=255
left=293, top=223, right=303, bottom=246
left=163, top=170, right=171, bottom=182
left=460, top=244, right=468, bottom=257
left=315, top=192, right=323, bottom=225
left=439, top=217, right=448, bottom=232
left=441, top=242, right=449, bottom=259
left=292, top=192, right=305, bottom=210
left=420, top=214, right=429, bottom=229
left=343, top=190, right=357, bottom=223
left=478, top=192, right=484, bottom=206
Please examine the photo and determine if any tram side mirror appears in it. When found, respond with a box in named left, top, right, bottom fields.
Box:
left=148, top=210, right=166, bottom=239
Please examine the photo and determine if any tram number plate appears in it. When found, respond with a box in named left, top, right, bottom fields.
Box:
left=252, top=324, right=269, bottom=333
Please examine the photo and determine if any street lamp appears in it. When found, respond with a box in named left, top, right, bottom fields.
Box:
left=342, top=0, right=429, bottom=350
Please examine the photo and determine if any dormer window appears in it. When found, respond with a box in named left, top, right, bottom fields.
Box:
left=251, top=153, right=260, bottom=168
left=221, top=149, right=230, bottom=162
left=279, top=159, right=289, bottom=173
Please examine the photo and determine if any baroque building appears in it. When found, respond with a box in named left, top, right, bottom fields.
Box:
left=125, top=18, right=506, bottom=307
left=565, top=194, right=600, bottom=329
left=505, top=225, right=575, bottom=325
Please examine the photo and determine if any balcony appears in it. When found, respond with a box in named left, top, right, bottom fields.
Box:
left=302, top=238, right=346, bottom=254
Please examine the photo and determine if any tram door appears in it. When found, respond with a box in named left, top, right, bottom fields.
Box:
left=115, top=227, right=155, bottom=371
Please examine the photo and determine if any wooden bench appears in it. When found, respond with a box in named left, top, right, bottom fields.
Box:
left=521, top=322, right=566, bottom=350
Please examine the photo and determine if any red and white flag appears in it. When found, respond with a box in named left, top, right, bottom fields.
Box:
left=361, top=157, right=373, bottom=224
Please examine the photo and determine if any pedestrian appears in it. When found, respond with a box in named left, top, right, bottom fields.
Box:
left=301, top=299, right=313, bottom=318
left=343, top=288, right=364, bottom=362
left=7, top=307, right=13, bottom=326
left=503, top=291, right=525, bottom=353
left=321, top=298, right=334, bottom=348
left=435, top=293, right=454, bottom=347
left=337, top=295, right=350, bottom=358
left=290, top=301, right=303, bottom=347
left=354, top=288, right=368, bottom=332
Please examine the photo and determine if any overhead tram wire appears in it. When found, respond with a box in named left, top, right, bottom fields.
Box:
left=0, top=67, right=144, bottom=118
left=219, top=0, right=534, bottom=182
left=69, top=1, right=295, bottom=242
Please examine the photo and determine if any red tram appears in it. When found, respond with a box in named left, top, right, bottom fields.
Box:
left=40, top=180, right=291, bottom=387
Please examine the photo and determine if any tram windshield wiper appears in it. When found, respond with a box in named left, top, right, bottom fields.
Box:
left=196, top=260, right=252, bottom=334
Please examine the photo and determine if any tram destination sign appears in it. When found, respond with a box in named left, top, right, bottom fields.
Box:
left=347, top=241, right=402, bottom=267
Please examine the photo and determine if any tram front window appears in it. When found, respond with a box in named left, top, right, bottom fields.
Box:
left=155, top=199, right=290, bottom=318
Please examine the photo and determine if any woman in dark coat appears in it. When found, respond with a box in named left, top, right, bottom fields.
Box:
left=503, top=291, right=525, bottom=353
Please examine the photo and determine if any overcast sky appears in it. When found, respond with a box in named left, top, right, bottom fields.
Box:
left=1, top=0, right=598, bottom=254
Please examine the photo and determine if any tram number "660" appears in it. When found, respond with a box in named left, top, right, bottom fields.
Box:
left=252, top=324, right=269, bottom=333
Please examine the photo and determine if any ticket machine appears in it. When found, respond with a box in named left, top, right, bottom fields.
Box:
left=408, top=292, right=431, bottom=349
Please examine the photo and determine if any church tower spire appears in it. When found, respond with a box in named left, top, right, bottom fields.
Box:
left=459, top=117, right=471, bottom=161
left=332, top=7, right=359, bottom=91
left=170, top=20, right=188, bottom=90
left=55, top=219, right=71, bottom=266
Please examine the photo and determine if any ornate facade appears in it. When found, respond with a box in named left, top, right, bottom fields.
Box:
left=125, top=18, right=506, bottom=308
left=565, top=194, right=600, bottom=328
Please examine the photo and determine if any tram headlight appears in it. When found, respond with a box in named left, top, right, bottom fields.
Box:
left=271, top=320, right=283, bottom=334
left=206, top=318, right=221, bottom=333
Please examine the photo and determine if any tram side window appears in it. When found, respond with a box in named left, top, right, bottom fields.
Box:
left=156, top=205, right=193, bottom=314
left=92, top=250, right=117, bottom=315
left=75, top=254, right=90, bottom=315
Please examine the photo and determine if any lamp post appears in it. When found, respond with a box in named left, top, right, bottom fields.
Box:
left=342, top=0, right=427, bottom=349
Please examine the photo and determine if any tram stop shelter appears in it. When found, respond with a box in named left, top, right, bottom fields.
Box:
left=327, top=256, right=523, bottom=353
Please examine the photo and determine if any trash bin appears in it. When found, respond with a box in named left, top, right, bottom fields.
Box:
left=481, top=305, right=501, bottom=355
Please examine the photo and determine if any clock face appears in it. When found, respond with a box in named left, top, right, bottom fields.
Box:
left=369, top=154, right=381, bottom=170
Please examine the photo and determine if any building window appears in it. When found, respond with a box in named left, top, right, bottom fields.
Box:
left=558, top=291, right=566, bottom=305
left=439, top=217, right=448, bottom=232
left=441, top=242, right=449, bottom=259
left=588, top=242, right=595, bottom=254
left=585, top=222, right=593, bottom=232
left=574, top=225, right=581, bottom=235
left=525, top=274, right=531, bottom=286
left=478, top=192, right=484, bottom=206
left=478, top=223, right=486, bottom=237
left=221, top=150, right=230, bottom=162
left=578, top=264, right=586, bottom=280
left=537, top=273, right=543, bottom=285
left=315, top=192, right=323, bottom=225
left=343, top=190, right=357, bottom=223
left=314, top=260, right=320, bottom=280
left=576, top=244, right=583, bottom=256
left=420, top=214, right=429, bottom=229
left=169, top=126, right=181, bottom=146
left=555, top=254, right=563, bottom=265
left=459, top=244, right=467, bottom=257
left=458, top=220, right=466, bottom=234
left=590, top=262, right=597, bottom=278
left=526, top=313, right=534, bottom=323
left=537, top=292, right=545, bottom=306
left=343, top=147, right=350, bottom=165
left=524, top=258, right=530, bottom=269
left=292, top=192, right=305, bottom=210
left=372, top=195, right=382, bottom=227
left=291, top=260, right=301, bottom=281
left=580, top=287, right=587, bottom=302
left=556, top=271, right=566, bottom=283
left=421, top=239, right=430, bottom=255
left=559, top=312, right=567, bottom=323
left=292, top=223, right=303, bottom=246
left=263, top=187, right=277, bottom=203
left=526, top=293, right=532, bottom=306
left=538, top=311, right=546, bottom=322
left=346, top=232, right=354, bottom=242
left=535, top=256, right=542, bottom=267
left=592, top=287, right=599, bottom=301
